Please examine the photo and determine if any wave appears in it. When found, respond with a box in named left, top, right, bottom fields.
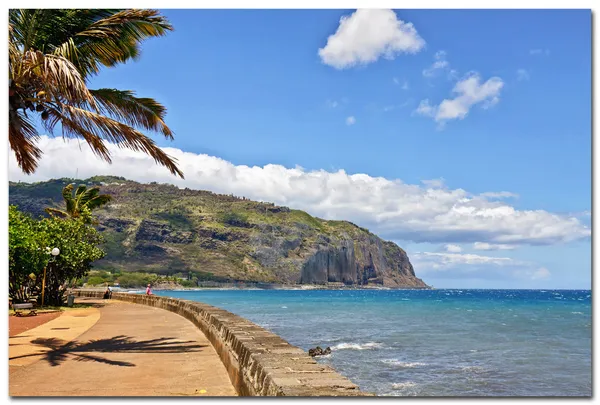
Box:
left=382, top=359, right=426, bottom=368
left=391, top=382, right=417, bottom=390
left=331, top=342, right=383, bottom=351
left=571, top=311, right=584, bottom=315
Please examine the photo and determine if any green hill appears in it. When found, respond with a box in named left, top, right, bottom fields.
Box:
left=9, top=176, right=429, bottom=288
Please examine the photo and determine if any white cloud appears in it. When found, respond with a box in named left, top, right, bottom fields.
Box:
left=345, top=116, right=356, bottom=125
left=318, top=9, right=425, bottom=69
left=9, top=136, right=591, bottom=247
left=422, top=50, right=449, bottom=77
left=326, top=100, right=339, bottom=108
left=421, top=178, right=445, bottom=188
left=480, top=191, right=518, bottom=199
left=415, top=73, right=504, bottom=124
left=517, top=68, right=530, bottom=81
left=414, top=99, right=436, bottom=117
left=445, top=244, right=462, bottom=253
left=412, top=251, right=551, bottom=281
left=530, top=267, right=551, bottom=280
left=414, top=252, right=514, bottom=269
left=473, top=242, right=516, bottom=251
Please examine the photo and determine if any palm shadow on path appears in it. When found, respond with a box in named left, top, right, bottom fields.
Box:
left=9, top=335, right=207, bottom=367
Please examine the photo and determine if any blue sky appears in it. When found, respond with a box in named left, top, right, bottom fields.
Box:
left=11, top=9, right=591, bottom=289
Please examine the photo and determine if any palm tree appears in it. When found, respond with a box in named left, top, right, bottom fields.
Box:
left=9, top=9, right=184, bottom=178
left=46, top=183, right=112, bottom=223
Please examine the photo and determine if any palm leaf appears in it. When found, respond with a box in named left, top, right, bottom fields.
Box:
left=61, top=184, right=76, bottom=215
left=47, top=104, right=183, bottom=178
left=9, top=9, right=182, bottom=178
left=91, top=89, right=173, bottom=138
left=86, top=194, right=112, bottom=210
left=8, top=108, right=42, bottom=174
left=44, top=208, right=69, bottom=218
left=50, top=9, right=173, bottom=78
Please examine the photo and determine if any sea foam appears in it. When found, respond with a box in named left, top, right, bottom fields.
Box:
left=381, top=359, right=426, bottom=368
left=332, top=342, right=383, bottom=351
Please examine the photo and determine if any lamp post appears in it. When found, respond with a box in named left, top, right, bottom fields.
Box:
left=41, top=247, right=60, bottom=306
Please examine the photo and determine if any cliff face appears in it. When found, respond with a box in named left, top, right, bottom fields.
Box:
left=9, top=176, right=429, bottom=288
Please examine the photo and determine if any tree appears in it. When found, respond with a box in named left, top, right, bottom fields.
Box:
left=8, top=9, right=183, bottom=178
left=36, top=214, right=106, bottom=305
left=8, top=206, right=47, bottom=303
left=9, top=205, right=105, bottom=305
left=45, top=183, right=111, bottom=223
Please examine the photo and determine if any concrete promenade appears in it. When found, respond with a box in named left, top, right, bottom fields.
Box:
left=9, top=297, right=237, bottom=396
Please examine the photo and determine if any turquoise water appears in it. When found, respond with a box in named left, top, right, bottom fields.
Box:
left=155, top=289, right=591, bottom=397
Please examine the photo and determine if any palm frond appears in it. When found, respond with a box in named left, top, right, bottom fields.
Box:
left=51, top=9, right=173, bottom=77
left=86, top=194, right=112, bottom=210
left=8, top=109, right=42, bottom=174
left=91, top=89, right=173, bottom=138
left=49, top=104, right=183, bottom=178
left=44, top=208, right=69, bottom=218
left=14, top=50, right=97, bottom=113
left=61, top=184, right=76, bottom=214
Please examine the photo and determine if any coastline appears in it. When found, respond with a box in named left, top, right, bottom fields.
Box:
left=91, top=283, right=432, bottom=293
left=72, top=289, right=372, bottom=396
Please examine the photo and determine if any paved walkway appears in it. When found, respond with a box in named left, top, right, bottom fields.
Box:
left=9, top=298, right=237, bottom=396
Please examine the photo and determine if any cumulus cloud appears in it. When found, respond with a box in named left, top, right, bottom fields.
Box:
left=422, top=50, right=449, bottom=77
left=346, top=116, right=356, bottom=125
left=411, top=251, right=551, bottom=281
left=9, top=136, right=590, bottom=247
left=445, top=244, right=462, bottom=253
left=473, top=242, right=517, bottom=251
left=415, top=73, right=504, bottom=124
left=517, top=68, right=530, bottom=81
left=318, top=9, right=425, bottom=69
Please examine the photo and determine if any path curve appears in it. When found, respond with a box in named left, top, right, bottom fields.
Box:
left=10, top=298, right=237, bottom=396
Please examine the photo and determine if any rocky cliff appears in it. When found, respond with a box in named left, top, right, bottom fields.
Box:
left=9, top=176, right=429, bottom=288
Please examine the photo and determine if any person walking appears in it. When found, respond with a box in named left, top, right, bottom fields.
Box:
left=146, top=284, right=153, bottom=295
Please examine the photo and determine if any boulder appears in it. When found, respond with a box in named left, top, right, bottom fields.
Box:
left=308, top=346, right=332, bottom=357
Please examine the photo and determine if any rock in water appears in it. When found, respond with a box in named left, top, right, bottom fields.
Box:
left=309, top=346, right=331, bottom=357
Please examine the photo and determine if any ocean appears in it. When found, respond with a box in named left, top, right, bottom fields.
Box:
left=154, top=289, right=591, bottom=397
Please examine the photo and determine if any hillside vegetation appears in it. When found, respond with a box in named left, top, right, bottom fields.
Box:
left=9, top=176, right=429, bottom=288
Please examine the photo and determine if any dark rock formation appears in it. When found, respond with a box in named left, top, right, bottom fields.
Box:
left=101, top=218, right=134, bottom=232
left=135, top=220, right=194, bottom=244
left=308, top=346, right=332, bottom=357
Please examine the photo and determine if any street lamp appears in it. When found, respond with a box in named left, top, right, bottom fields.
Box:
left=41, top=247, right=60, bottom=306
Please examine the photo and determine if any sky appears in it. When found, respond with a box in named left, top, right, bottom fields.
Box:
left=8, top=9, right=592, bottom=289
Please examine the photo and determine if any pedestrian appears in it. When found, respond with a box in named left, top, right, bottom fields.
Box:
left=146, top=284, right=153, bottom=295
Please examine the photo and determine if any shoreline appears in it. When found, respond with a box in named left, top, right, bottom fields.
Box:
left=88, top=284, right=433, bottom=292
left=72, top=289, right=372, bottom=396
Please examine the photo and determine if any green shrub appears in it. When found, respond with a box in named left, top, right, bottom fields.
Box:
left=86, top=276, right=106, bottom=286
left=219, top=212, right=251, bottom=228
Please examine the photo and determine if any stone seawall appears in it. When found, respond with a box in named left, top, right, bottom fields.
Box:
left=73, top=290, right=372, bottom=396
